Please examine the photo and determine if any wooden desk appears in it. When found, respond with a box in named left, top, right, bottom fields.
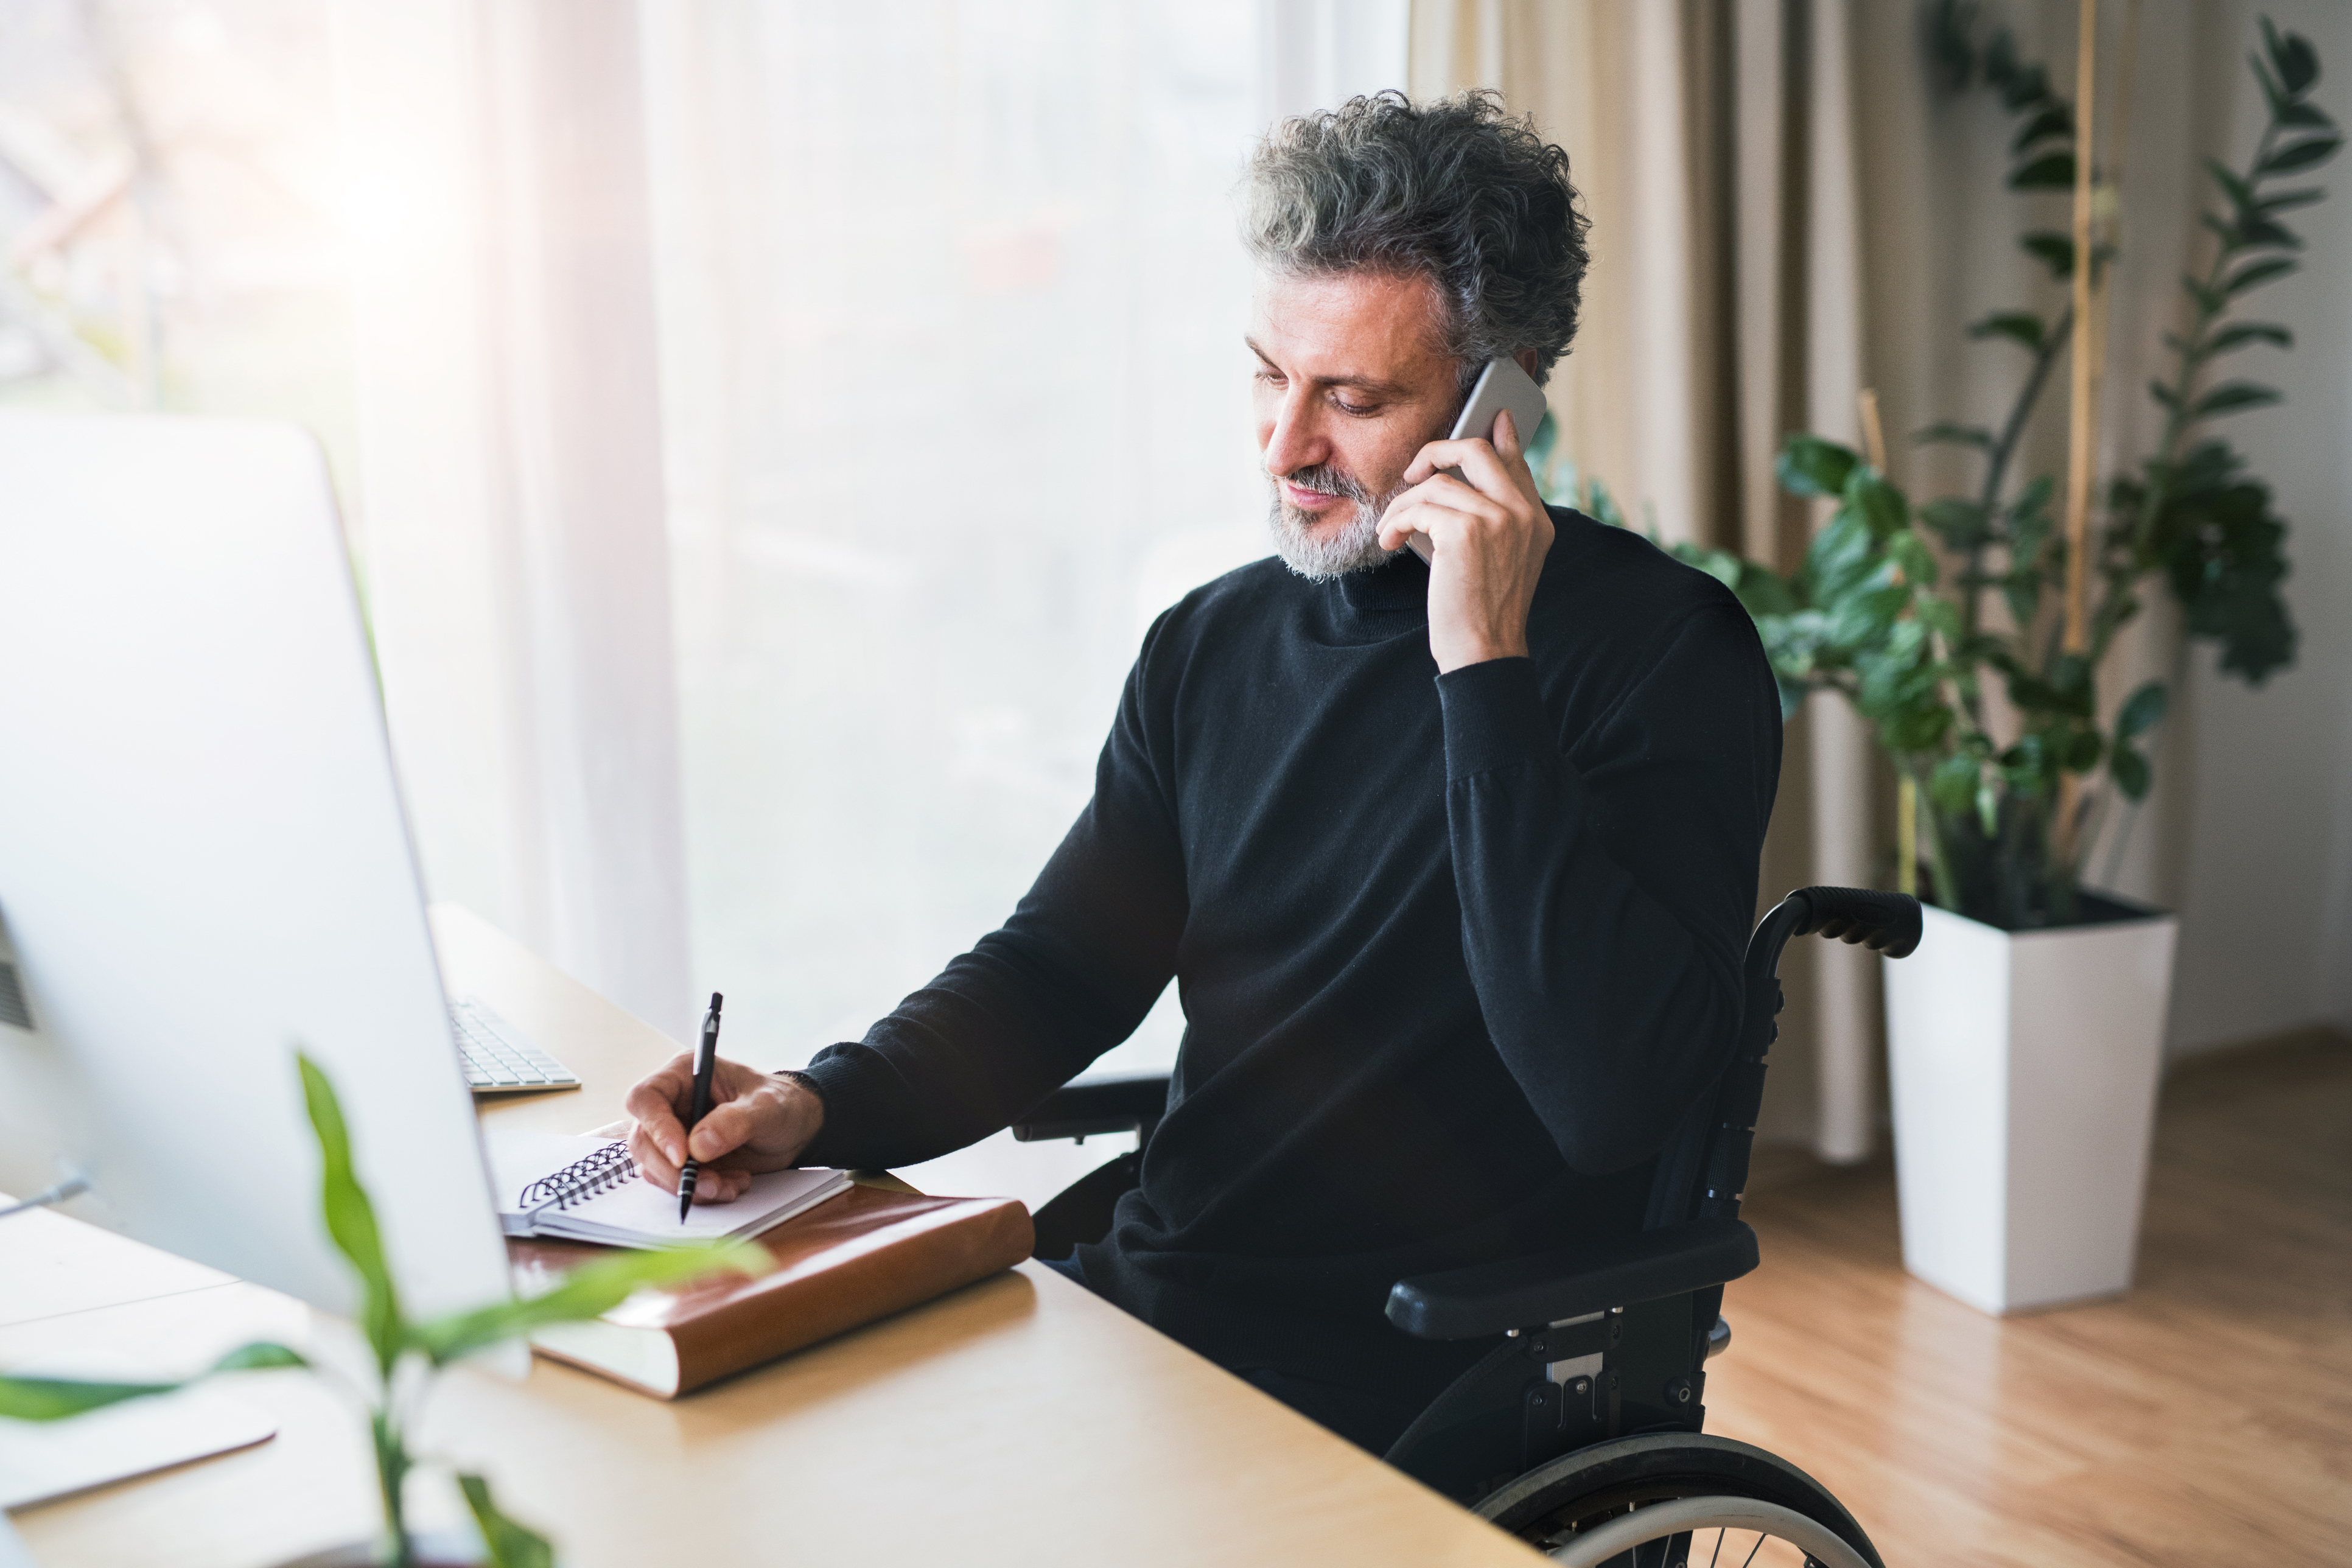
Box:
left=6, top=906, right=1539, bottom=1567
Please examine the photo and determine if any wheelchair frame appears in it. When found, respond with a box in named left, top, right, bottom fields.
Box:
left=1012, top=886, right=1922, bottom=1563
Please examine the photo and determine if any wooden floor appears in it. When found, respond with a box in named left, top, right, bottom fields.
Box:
left=1703, top=1032, right=2352, bottom=1567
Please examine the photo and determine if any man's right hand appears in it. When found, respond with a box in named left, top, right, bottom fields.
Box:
left=623, top=1054, right=825, bottom=1204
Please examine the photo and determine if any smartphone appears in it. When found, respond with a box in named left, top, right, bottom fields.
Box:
left=1402, top=355, right=1552, bottom=564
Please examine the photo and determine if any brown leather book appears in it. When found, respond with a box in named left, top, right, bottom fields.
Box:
left=511, top=1183, right=1035, bottom=1398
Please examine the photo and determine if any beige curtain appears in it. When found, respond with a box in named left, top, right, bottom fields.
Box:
left=1408, top=0, right=1881, bottom=1160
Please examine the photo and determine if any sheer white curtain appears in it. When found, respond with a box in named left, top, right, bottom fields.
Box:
left=639, top=1, right=1406, bottom=1199
left=334, top=0, right=692, bottom=1040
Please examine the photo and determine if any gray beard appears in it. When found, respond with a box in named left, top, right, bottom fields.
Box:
left=1265, top=464, right=1407, bottom=581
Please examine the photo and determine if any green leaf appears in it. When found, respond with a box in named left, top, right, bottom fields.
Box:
left=1729, top=562, right=1802, bottom=619
left=209, top=1342, right=310, bottom=1373
left=2064, top=726, right=2104, bottom=772
left=0, top=1339, right=308, bottom=1423
left=1919, top=497, right=1991, bottom=551
left=2204, top=207, right=2301, bottom=252
left=1968, top=312, right=2045, bottom=352
left=2049, top=651, right=2093, bottom=702
left=2010, top=103, right=2073, bottom=153
left=2276, top=100, right=2334, bottom=130
left=1801, top=511, right=1878, bottom=608
left=2264, top=19, right=2319, bottom=97
left=2148, top=378, right=2182, bottom=411
left=1856, top=618, right=1930, bottom=704
left=409, top=1240, right=771, bottom=1367
left=1987, top=37, right=2047, bottom=111
left=2021, top=231, right=2075, bottom=278
left=1929, top=754, right=1979, bottom=817
left=458, top=1473, right=555, bottom=1568
left=2251, top=55, right=2289, bottom=122
left=1581, top=475, right=1626, bottom=529
left=1844, top=467, right=1909, bottom=539
left=1976, top=777, right=2001, bottom=837
left=2236, top=212, right=2303, bottom=249
left=2140, top=441, right=2300, bottom=685
left=1913, top=422, right=1993, bottom=450
left=2224, top=256, right=2301, bottom=295
left=2010, top=150, right=2075, bottom=189
left=1824, top=584, right=1909, bottom=652
left=2262, top=136, right=2342, bottom=175
left=2001, top=733, right=2056, bottom=796
left=297, top=1053, right=404, bottom=1374
left=2204, top=321, right=2293, bottom=355
left=2001, top=481, right=2054, bottom=628
left=1776, top=434, right=1858, bottom=499
left=1888, top=529, right=1940, bottom=587
left=2188, top=380, right=2282, bottom=421
left=1669, top=541, right=1744, bottom=592
left=2006, top=670, right=2084, bottom=719
left=0, top=1375, right=181, bottom=1420
left=2116, top=681, right=2168, bottom=741
left=1757, top=608, right=1829, bottom=681
left=1880, top=704, right=1953, bottom=755
left=2256, top=186, right=2326, bottom=213
left=1925, top=0, right=1975, bottom=91
left=2110, top=744, right=2152, bottom=800
left=2206, top=157, right=2255, bottom=212
left=2007, top=472, right=2056, bottom=529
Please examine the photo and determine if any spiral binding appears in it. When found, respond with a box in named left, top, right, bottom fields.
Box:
left=517, top=1140, right=639, bottom=1214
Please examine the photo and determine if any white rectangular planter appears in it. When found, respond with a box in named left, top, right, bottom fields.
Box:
left=1883, top=897, right=2179, bottom=1314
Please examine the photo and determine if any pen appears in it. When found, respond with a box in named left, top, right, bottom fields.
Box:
left=677, top=992, right=723, bottom=1222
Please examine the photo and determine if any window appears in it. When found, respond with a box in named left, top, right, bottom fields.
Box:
left=0, top=0, right=355, bottom=491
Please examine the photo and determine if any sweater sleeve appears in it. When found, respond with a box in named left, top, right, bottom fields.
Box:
left=1438, top=603, right=1780, bottom=1175
left=794, top=628, right=1188, bottom=1171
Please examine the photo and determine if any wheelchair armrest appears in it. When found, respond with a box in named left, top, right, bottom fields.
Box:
left=1385, top=1218, right=1760, bottom=1340
left=1010, top=1069, right=1171, bottom=1142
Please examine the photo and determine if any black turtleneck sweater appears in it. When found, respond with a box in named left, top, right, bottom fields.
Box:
left=798, top=506, right=1780, bottom=1419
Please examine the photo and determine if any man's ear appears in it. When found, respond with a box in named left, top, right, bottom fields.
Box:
left=1514, top=348, right=1540, bottom=379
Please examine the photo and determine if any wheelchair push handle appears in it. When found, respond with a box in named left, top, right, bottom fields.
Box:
left=1787, top=886, right=1922, bottom=957
left=1748, top=886, right=1923, bottom=987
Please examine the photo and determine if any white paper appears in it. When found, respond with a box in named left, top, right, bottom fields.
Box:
left=485, top=1132, right=847, bottom=1247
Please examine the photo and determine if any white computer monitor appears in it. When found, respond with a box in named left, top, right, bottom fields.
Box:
left=0, top=411, right=512, bottom=1327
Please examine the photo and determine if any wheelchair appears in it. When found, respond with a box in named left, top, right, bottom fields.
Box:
left=1010, top=886, right=1921, bottom=1567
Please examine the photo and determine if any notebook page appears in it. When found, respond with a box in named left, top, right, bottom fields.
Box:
left=486, top=1131, right=845, bottom=1244
left=555, top=1159, right=844, bottom=1243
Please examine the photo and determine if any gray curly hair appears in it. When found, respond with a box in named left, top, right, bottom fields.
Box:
left=1241, top=90, right=1590, bottom=388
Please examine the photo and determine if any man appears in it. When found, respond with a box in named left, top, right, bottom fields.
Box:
left=624, top=91, right=1780, bottom=1454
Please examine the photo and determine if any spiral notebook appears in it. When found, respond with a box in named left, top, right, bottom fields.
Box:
left=486, top=1130, right=851, bottom=1247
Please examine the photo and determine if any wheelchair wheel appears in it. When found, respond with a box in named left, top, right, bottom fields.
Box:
left=1472, top=1433, right=1883, bottom=1568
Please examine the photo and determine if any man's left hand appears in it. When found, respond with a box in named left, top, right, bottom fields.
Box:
left=1378, top=408, right=1555, bottom=673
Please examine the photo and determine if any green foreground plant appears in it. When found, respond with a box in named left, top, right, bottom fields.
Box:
left=0, top=1054, right=767, bottom=1567
left=1535, top=12, right=2333, bottom=928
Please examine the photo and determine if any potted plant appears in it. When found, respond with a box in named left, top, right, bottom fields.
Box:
left=0, top=1054, right=766, bottom=1566
left=1645, top=12, right=2335, bottom=1311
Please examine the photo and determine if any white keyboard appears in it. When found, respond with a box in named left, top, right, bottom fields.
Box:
left=450, top=997, right=580, bottom=1093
